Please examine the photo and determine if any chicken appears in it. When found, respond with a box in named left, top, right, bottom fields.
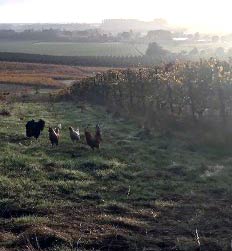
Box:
left=69, top=126, right=80, bottom=143
left=85, top=125, right=102, bottom=150
left=25, top=119, right=45, bottom=139
left=48, top=127, right=60, bottom=146
left=95, top=124, right=102, bottom=142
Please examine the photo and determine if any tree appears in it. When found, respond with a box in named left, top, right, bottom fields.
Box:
left=215, top=47, right=225, bottom=57
left=117, top=30, right=134, bottom=41
left=194, top=32, right=200, bottom=41
left=145, top=42, right=167, bottom=57
left=189, top=47, right=199, bottom=57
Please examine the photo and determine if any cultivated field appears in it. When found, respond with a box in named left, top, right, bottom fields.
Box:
left=0, top=41, right=148, bottom=57
left=0, top=98, right=231, bottom=250
left=0, top=40, right=231, bottom=59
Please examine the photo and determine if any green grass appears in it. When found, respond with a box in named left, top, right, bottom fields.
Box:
left=0, top=41, right=148, bottom=57
left=0, top=101, right=232, bottom=250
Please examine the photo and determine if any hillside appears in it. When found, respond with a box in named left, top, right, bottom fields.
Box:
left=0, top=100, right=231, bottom=250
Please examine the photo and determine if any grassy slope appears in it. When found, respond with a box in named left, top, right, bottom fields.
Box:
left=0, top=101, right=232, bottom=250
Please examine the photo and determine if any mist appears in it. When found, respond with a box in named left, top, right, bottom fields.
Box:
left=0, top=0, right=232, bottom=33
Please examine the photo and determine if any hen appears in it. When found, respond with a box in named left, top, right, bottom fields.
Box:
left=48, top=127, right=60, bottom=146
left=95, top=124, right=102, bottom=142
left=69, top=127, right=80, bottom=143
left=25, top=119, right=45, bottom=139
left=85, top=125, right=102, bottom=150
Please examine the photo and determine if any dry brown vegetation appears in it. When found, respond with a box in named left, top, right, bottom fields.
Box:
left=0, top=61, right=109, bottom=89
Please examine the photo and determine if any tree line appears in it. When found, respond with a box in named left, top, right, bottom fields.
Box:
left=69, top=58, right=232, bottom=130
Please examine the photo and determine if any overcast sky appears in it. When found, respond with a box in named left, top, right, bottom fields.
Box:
left=0, top=0, right=231, bottom=33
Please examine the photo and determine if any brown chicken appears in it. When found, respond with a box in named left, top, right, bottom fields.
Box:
left=48, top=127, right=60, bottom=146
left=85, top=125, right=102, bottom=150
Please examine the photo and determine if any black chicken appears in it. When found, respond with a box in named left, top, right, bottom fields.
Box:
left=25, top=119, right=45, bottom=139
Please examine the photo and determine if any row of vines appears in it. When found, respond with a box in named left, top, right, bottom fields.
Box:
left=0, top=52, right=168, bottom=67
left=70, top=58, right=232, bottom=130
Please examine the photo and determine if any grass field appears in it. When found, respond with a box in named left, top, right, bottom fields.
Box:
left=0, top=97, right=232, bottom=250
left=0, top=41, right=148, bottom=57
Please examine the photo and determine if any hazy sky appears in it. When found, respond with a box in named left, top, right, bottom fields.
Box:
left=0, top=0, right=231, bottom=33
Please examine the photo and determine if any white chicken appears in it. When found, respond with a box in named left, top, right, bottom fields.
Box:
left=69, top=127, right=80, bottom=143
